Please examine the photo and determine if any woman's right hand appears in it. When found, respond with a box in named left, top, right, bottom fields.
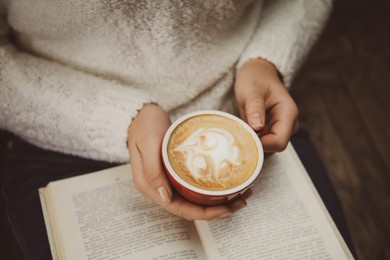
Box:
left=127, top=104, right=251, bottom=220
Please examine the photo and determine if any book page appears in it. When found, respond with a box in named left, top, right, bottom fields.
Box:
left=43, top=165, right=206, bottom=260
left=39, top=189, right=59, bottom=260
left=195, top=144, right=353, bottom=260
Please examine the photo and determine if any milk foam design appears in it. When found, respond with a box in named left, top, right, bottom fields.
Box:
left=174, top=127, right=241, bottom=186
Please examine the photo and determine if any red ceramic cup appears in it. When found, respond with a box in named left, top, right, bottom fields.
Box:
left=161, top=110, right=264, bottom=206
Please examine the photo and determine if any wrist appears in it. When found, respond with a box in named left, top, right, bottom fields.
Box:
left=127, top=103, right=156, bottom=145
left=242, top=58, right=283, bottom=83
left=128, top=103, right=170, bottom=139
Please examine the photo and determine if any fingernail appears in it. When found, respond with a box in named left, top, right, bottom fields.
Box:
left=251, top=117, right=263, bottom=130
left=218, top=212, right=232, bottom=219
left=157, top=186, right=169, bottom=203
left=242, top=189, right=253, bottom=200
left=235, top=201, right=247, bottom=211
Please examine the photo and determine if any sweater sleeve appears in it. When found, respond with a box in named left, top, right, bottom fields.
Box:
left=0, top=13, right=153, bottom=163
left=237, top=0, right=332, bottom=87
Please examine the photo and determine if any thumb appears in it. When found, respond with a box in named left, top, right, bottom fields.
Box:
left=141, top=138, right=173, bottom=205
left=245, top=97, right=266, bottom=131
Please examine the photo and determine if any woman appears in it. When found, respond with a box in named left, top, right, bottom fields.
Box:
left=0, top=0, right=338, bottom=258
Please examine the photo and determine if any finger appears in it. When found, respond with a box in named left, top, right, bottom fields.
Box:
left=165, top=194, right=233, bottom=221
left=165, top=189, right=254, bottom=221
left=292, top=118, right=300, bottom=135
left=238, top=105, right=247, bottom=123
left=138, top=137, right=173, bottom=205
left=128, top=143, right=151, bottom=199
left=229, top=197, right=247, bottom=212
left=244, top=97, right=266, bottom=131
left=228, top=188, right=253, bottom=212
left=241, top=188, right=253, bottom=201
left=260, top=99, right=298, bottom=152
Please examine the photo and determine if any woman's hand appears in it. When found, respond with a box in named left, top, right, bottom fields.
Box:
left=235, top=58, right=299, bottom=152
left=127, top=104, right=251, bottom=220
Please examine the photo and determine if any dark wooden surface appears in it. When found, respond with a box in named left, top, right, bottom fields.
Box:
left=290, top=0, right=390, bottom=259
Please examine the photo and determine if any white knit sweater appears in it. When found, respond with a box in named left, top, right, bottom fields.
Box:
left=0, top=0, right=331, bottom=162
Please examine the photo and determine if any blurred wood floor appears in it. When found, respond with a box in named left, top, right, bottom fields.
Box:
left=290, top=0, right=390, bottom=259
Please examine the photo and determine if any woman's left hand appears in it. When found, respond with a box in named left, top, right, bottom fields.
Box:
left=235, top=58, right=299, bottom=152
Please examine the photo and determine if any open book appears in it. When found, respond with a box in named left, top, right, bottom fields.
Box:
left=39, top=144, right=354, bottom=260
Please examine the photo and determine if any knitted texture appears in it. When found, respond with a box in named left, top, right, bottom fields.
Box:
left=0, top=0, right=331, bottom=162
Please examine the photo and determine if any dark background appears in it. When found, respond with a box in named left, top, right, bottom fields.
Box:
left=290, top=0, right=390, bottom=259
left=1, top=0, right=390, bottom=259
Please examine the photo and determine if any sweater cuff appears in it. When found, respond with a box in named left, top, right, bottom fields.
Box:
left=237, top=34, right=301, bottom=88
left=85, top=85, right=153, bottom=163
left=237, top=0, right=332, bottom=88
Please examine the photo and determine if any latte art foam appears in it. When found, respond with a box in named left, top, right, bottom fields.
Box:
left=167, top=114, right=258, bottom=191
left=174, top=127, right=241, bottom=187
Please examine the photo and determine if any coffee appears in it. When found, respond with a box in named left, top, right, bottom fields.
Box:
left=167, top=114, right=258, bottom=191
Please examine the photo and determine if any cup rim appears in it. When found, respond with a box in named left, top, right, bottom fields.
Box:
left=162, top=110, right=264, bottom=196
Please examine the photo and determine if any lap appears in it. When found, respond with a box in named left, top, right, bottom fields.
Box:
left=0, top=133, right=117, bottom=260
left=0, top=130, right=356, bottom=259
